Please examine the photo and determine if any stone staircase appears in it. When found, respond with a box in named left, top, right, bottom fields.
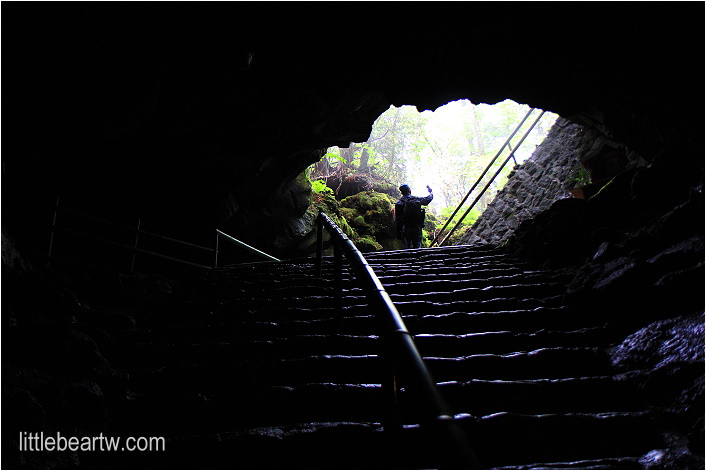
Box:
left=95, top=244, right=667, bottom=469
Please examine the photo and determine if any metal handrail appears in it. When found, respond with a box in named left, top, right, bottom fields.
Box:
left=59, top=206, right=214, bottom=253
left=46, top=198, right=216, bottom=271
left=315, top=212, right=479, bottom=468
left=430, top=107, right=536, bottom=247
left=45, top=197, right=281, bottom=271
left=436, top=110, right=546, bottom=247
left=215, top=229, right=280, bottom=264
left=50, top=223, right=213, bottom=269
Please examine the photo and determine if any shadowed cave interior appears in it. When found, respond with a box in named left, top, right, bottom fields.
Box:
left=2, top=3, right=704, bottom=469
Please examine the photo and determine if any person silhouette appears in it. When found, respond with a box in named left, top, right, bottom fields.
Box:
left=395, top=184, right=433, bottom=249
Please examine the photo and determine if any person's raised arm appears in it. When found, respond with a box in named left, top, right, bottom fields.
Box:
left=421, top=185, right=434, bottom=205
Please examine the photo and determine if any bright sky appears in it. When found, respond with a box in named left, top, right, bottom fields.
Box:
left=408, top=99, right=559, bottom=207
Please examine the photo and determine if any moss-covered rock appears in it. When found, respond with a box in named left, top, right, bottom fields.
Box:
left=317, top=168, right=399, bottom=200
left=340, top=190, right=398, bottom=250
left=341, top=191, right=396, bottom=235
left=356, top=236, right=383, bottom=252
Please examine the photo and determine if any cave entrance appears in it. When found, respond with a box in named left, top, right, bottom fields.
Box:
left=307, top=99, right=559, bottom=251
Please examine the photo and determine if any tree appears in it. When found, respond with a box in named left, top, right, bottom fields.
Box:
left=311, top=99, right=559, bottom=220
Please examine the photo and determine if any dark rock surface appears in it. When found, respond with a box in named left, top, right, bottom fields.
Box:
left=2, top=2, right=703, bottom=261
left=1, top=3, right=704, bottom=469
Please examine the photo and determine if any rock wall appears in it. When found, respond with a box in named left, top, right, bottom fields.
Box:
left=459, top=118, right=597, bottom=246
left=2, top=3, right=702, bottom=263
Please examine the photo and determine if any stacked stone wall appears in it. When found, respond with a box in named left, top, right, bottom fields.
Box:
left=459, top=117, right=599, bottom=246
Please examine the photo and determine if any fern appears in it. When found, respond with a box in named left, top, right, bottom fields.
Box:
left=312, top=179, right=334, bottom=196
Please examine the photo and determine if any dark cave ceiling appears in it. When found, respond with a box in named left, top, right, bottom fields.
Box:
left=2, top=2, right=703, bottom=241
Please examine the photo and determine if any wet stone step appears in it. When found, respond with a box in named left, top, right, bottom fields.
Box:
left=493, top=456, right=643, bottom=470
left=382, top=276, right=568, bottom=294
left=459, top=410, right=665, bottom=468
left=88, top=421, right=396, bottom=470
left=124, top=354, right=386, bottom=392
left=413, top=306, right=594, bottom=335
left=427, top=375, right=648, bottom=416
left=109, top=383, right=385, bottom=436
left=364, top=244, right=499, bottom=256
left=411, top=325, right=623, bottom=356
left=107, top=334, right=383, bottom=368
left=242, top=286, right=566, bottom=312
left=209, top=273, right=563, bottom=299
left=421, top=347, right=612, bottom=382
left=137, top=303, right=371, bottom=337
left=372, top=265, right=529, bottom=279
left=368, top=258, right=529, bottom=270
left=387, top=283, right=566, bottom=303
left=394, top=296, right=565, bottom=317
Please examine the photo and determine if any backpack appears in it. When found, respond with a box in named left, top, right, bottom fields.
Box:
left=397, top=199, right=425, bottom=226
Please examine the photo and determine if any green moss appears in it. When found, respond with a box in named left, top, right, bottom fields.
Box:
left=356, top=236, right=383, bottom=252
left=340, top=191, right=396, bottom=242
left=296, top=170, right=313, bottom=192
left=306, top=183, right=402, bottom=252
left=311, top=178, right=334, bottom=196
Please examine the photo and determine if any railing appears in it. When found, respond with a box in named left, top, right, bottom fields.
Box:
left=315, top=212, right=480, bottom=468
left=41, top=197, right=279, bottom=272
left=431, top=108, right=546, bottom=247
left=45, top=197, right=215, bottom=271
left=214, top=229, right=280, bottom=265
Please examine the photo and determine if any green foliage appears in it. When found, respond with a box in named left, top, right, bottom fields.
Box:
left=324, top=150, right=346, bottom=164
left=427, top=205, right=482, bottom=246
left=308, top=98, right=559, bottom=250
left=356, top=236, right=383, bottom=252
left=570, top=165, right=592, bottom=188
left=439, top=206, right=481, bottom=226
left=311, top=179, right=334, bottom=196
left=340, top=190, right=397, bottom=251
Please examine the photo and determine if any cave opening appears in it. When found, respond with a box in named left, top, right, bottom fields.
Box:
left=2, top=3, right=703, bottom=469
left=304, top=98, right=572, bottom=253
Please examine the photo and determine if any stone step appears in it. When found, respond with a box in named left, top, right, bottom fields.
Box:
left=460, top=411, right=664, bottom=468
left=373, top=265, right=530, bottom=279
left=112, top=322, right=624, bottom=371
left=106, top=334, right=383, bottom=368
left=431, top=375, right=647, bottom=416
left=223, top=287, right=565, bottom=312
left=198, top=274, right=567, bottom=302
left=113, top=371, right=648, bottom=439
left=394, top=295, right=566, bottom=317
left=122, top=345, right=611, bottom=396
left=131, top=303, right=586, bottom=345
left=134, top=289, right=567, bottom=330
left=389, top=282, right=566, bottom=302
left=123, top=354, right=385, bottom=393
left=422, top=347, right=611, bottom=382
left=109, top=383, right=385, bottom=436
left=82, top=421, right=403, bottom=470
left=494, top=456, right=642, bottom=470
left=412, top=324, right=624, bottom=356
left=381, top=274, right=569, bottom=294
left=412, top=306, right=594, bottom=335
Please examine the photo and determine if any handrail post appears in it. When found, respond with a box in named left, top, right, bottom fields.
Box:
left=214, top=231, right=219, bottom=268
left=315, top=215, right=324, bottom=277
left=316, top=211, right=480, bottom=468
left=431, top=107, right=535, bottom=247
left=130, top=218, right=141, bottom=272
left=333, top=243, right=342, bottom=307
left=47, top=195, right=60, bottom=268
left=439, top=110, right=546, bottom=247
left=381, top=336, right=402, bottom=435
